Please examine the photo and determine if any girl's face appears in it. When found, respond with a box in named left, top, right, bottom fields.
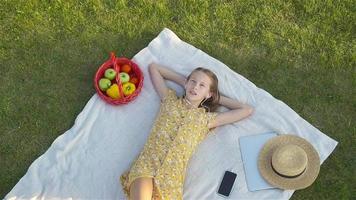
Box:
left=185, top=71, right=212, bottom=103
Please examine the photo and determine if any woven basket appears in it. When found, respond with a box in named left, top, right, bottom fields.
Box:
left=94, top=52, right=144, bottom=105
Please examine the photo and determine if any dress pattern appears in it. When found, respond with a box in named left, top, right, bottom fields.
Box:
left=120, top=88, right=218, bottom=200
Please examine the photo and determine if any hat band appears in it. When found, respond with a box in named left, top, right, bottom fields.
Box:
left=271, top=162, right=306, bottom=178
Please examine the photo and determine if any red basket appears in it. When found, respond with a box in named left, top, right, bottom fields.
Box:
left=94, top=52, right=144, bottom=105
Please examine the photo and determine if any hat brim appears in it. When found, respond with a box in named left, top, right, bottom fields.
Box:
left=258, top=134, right=320, bottom=190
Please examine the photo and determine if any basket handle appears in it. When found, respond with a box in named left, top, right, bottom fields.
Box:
left=113, top=59, right=124, bottom=98
left=110, top=52, right=116, bottom=64
left=110, top=52, right=125, bottom=98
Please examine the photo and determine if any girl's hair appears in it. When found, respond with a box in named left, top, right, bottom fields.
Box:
left=185, top=67, right=220, bottom=112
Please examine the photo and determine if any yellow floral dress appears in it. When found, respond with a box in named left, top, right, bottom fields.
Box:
left=120, top=88, right=218, bottom=200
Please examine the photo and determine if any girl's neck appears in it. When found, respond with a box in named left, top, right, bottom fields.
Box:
left=183, top=96, right=200, bottom=109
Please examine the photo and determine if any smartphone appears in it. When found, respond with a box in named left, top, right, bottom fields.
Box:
left=217, top=171, right=237, bottom=197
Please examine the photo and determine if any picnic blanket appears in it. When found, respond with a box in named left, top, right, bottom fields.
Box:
left=5, top=28, right=338, bottom=200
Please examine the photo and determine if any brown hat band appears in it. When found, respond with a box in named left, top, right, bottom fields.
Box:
left=271, top=161, right=306, bottom=178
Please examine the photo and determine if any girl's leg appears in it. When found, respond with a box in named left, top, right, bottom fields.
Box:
left=129, top=177, right=154, bottom=200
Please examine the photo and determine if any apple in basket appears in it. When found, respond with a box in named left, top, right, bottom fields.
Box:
left=104, top=68, right=117, bottom=80
left=119, top=72, right=130, bottom=83
left=98, top=78, right=112, bottom=91
left=122, top=82, right=136, bottom=96
left=129, top=76, right=139, bottom=85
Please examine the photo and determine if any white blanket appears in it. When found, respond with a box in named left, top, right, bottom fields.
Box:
left=5, top=28, right=338, bottom=200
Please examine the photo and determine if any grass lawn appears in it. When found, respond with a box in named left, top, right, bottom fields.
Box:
left=0, top=0, right=354, bottom=199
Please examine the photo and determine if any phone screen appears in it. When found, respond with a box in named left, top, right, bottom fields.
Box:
left=217, top=171, right=237, bottom=197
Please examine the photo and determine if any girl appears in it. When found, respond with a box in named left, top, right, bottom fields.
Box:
left=120, top=63, right=254, bottom=200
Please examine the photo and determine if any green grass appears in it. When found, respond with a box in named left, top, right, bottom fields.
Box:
left=0, top=0, right=354, bottom=199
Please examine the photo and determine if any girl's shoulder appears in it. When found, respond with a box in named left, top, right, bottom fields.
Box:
left=200, top=111, right=219, bottom=133
left=204, top=111, right=219, bottom=123
left=160, top=88, right=179, bottom=104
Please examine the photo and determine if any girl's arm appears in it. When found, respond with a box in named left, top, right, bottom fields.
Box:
left=148, top=63, right=187, bottom=100
left=219, top=95, right=251, bottom=110
left=208, top=95, right=254, bottom=129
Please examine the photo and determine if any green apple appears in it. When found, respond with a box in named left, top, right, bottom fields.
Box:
left=99, top=78, right=112, bottom=91
left=119, top=72, right=130, bottom=83
left=104, top=68, right=117, bottom=80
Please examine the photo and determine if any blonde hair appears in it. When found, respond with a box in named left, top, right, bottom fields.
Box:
left=185, top=67, right=220, bottom=112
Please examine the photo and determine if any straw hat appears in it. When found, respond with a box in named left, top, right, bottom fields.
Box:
left=258, top=134, right=320, bottom=190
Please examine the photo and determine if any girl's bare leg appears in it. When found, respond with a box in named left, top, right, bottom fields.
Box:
left=129, top=177, right=154, bottom=200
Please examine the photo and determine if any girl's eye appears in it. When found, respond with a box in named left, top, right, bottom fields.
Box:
left=200, top=84, right=205, bottom=87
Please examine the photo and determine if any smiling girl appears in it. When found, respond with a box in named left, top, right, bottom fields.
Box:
left=120, top=63, right=254, bottom=200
